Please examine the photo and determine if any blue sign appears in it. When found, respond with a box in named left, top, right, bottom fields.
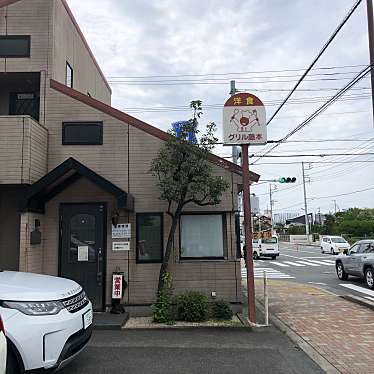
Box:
left=172, top=121, right=197, bottom=144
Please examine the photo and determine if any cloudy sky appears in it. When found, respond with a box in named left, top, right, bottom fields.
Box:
left=67, top=0, right=374, bottom=217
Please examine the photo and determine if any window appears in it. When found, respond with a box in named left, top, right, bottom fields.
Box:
left=262, top=237, right=277, bottom=244
left=136, top=213, right=163, bottom=263
left=180, top=214, right=224, bottom=259
left=62, top=122, right=103, bottom=145
left=349, top=244, right=359, bottom=255
left=331, top=237, right=347, bottom=243
left=66, top=61, right=73, bottom=88
left=0, top=35, right=30, bottom=57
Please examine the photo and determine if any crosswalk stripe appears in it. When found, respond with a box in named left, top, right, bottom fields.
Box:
left=322, top=260, right=336, bottom=264
left=305, top=259, right=334, bottom=266
left=269, top=261, right=289, bottom=267
left=339, top=283, right=374, bottom=297
left=295, top=260, right=320, bottom=267
left=242, top=267, right=294, bottom=279
left=283, top=261, right=305, bottom=267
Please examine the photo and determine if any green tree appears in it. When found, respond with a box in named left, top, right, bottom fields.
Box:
left=150, top=101, right=229, bottom=294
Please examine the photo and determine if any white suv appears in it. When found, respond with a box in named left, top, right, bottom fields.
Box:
left=0, top=316, right=6, bottom=374
left=0, top=271, right=93, bottom=373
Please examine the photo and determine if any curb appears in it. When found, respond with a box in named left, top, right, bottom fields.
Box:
left=255, top=298, right=340, bottom=374
left=122, top=326, right=252, bottom=331
left=340, top=294, right=374, bottom=311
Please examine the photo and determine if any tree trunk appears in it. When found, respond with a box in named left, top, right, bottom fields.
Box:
left=157, top=208, right=182, bottom=294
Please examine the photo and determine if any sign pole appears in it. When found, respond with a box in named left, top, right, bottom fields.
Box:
left=241, top=144, right=256, bottom=323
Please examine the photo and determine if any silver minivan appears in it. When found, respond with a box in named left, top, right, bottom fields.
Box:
left=335, top=240, right=374, bottom=289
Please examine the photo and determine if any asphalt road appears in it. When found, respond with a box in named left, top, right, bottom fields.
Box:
left=61, top=328, right=323, bottom=374
left=246, top=242, right=374, bottom=302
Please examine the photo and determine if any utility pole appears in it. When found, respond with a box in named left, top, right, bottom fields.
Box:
left=366, top=0, right=374, bottom=127
left=333, top=200, right=337, bottom=214
left=269, top=184, right=273, bottom=234
left=230, top=80, right=239, bottom=164
left=302, top=162, right=310, bottom=242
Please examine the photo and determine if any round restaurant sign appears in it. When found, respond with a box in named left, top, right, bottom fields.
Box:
left=223, top=93, right=266, bottom=145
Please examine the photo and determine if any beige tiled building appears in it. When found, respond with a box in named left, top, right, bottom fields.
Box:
left=0, top=0, right=259, bottom=313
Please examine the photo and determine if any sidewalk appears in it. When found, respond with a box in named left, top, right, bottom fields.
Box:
left=253, top=280, right=374, bottom=374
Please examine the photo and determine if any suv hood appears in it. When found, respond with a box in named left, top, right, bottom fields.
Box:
left=0, top=271, right=82, bottom=301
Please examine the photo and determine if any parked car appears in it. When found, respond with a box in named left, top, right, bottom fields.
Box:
left=0, top=316, right=6, bottom=374
left=321, top=235, right=350, bottom=254
left=253, top=236, right=279, bottom=260
left=0, top=271, right=93, bottom=373
left=335, top=240, right=374, bottom=289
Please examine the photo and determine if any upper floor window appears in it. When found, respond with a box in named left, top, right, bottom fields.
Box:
left=0, top=35, right=30, bottom=58
left=66, top=62, right=73, bottom=88
left=62, top=122, right=103, bottom=145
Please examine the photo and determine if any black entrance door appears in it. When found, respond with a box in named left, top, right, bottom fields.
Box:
left=60, top=203, right=106, bottom=311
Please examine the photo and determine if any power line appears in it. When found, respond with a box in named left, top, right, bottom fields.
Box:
left=107, top=64, right=366, bottom=79
left=265, top=0, right=363, bottom=126
left=250, top=64, right=374, bottom=164
left=250, top=160, right=374, bottom=165
left=249, top=152, right=374, bottom=158
left=309, top=186, right=374, bottom=199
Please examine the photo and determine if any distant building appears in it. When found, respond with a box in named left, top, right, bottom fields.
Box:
left=286, top=213, right=314, bottom=226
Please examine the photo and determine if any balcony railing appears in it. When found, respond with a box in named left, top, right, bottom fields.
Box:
left=0, top=116, right=48, bottom=185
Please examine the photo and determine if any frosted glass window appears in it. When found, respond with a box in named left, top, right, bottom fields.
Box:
left=181, top=215, right=224, bottom=258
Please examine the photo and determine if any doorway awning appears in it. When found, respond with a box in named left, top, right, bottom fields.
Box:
left=20, top=157, right=134, bottom=213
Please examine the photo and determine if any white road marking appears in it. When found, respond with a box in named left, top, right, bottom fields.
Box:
left=308, top=282, right=327, bottom=285
left=283, top=261, right=306, bottom=267
left=305, top=259, right=334, bottom=266
left=269, top=261, right=290, bottom=267
left=295, top=260, right=320, bottom=267
left=281, top=248, right=319, bottom=255
left=303, top=256, right=336, bottom=259
left=364, top=296, right=374, bottom=302
left=339, top=283, right=374, bottom=297
left=242, top=267, right=294, bottom=279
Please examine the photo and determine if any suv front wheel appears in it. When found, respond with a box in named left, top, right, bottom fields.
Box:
left=336, top=262, right=348, bottom=280
left=365, top=267, right=374, bottom=289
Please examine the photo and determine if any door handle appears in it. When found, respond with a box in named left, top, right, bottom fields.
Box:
left=97, top=249, right=102, bottom=285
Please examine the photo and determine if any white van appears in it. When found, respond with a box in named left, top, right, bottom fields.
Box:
left=253, top=236, right=279, bottom=260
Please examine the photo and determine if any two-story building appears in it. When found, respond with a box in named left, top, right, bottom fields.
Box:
left=0, top=0, right=259, bottom=314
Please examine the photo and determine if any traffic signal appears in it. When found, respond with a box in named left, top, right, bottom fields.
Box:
left=279, top=177, right=296, bottom=183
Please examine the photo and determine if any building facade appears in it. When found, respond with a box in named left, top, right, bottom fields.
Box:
left=0, top=0, right=259, bottom=313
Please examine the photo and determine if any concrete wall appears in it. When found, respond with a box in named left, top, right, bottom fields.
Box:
left=19, top=211, right=44, bottom=273
left=51, top=0, right=111, bottom=104
left=0, top=116, right=47, bottom=184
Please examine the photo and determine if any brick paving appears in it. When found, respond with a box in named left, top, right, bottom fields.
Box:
left=253, top=280, right=374, bottom=374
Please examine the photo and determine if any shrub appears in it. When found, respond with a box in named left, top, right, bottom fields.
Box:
left=175, top=291, right=209, bottom=322
left=211, top=300, right=233, bottom=320
left=151, top=289, right=173, bottom=323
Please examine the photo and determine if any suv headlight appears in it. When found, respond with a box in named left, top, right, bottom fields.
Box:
left=3, top=301, right=64, bottom=316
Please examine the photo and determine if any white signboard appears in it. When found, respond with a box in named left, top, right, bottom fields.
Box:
left=223, top=93, right=266, bottom=145
left=112, top=274, right=123, bottom=299
left=78, top=246, right=89, bottom=262
left=112, top=241, right=130, bottom=251
left=112, top=223, right=131, bottom=239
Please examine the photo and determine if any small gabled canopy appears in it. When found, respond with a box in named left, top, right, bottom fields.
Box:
left=20, top=158, right=134, bottom=213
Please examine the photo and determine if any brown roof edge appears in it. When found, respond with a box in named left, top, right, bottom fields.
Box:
left=60, top=0, right=112, bottom=94
left=0, top=0, right=21, bottom=7
left=50, top=79, right=260, bottom=181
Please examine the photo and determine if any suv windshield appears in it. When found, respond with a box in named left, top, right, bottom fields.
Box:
left=331, top=238, right=346, bottom=243
left=262, top=237, right=278, bottom=244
